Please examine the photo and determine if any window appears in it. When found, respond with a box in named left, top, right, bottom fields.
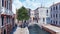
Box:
left=53, top=6, right=55, bottom=10
left=5, top=1, right=6, bottom=8
left=7, top=1, right=8, bottom=9
left=59, top=21, right=60, bottom=24
left=9, top=2, right=11, bottom=10
left=59, top=5, right=60, bottom=10
left=53, top=21, right=55, bottom=24
left=47, top=10, right=48, bottom=13
left=9, top=18, right=10, bottom=23
left=51, top=8, right=52, bottom=11
left=53, top=14, right=55, bottom=18
left=56, top=21, right=57, bottom=25
left=32, top=13, right=33, bottom=15
left=2, top=0, right=4, bottom=6
left=56, top=14, right=58, bottom=18
left=7, top=17, right=9, bottom=23
left=43, top=18, right=45, bottom=22
left=46, top=10, right=48, bottom=16
left=51, top=20, right=52, bottom=24
left=1, top=16, right=4, bottom=26
left=56, top=6, right=58, bottom=10
left=51, top=14, right=52, bottom=18
left=59, top=14, right=60, bottom=18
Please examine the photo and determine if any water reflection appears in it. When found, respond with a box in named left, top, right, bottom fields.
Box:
left=28, top=24, right=51, bottom=34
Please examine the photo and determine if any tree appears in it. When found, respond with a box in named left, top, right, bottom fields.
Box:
left=17, top=6, right=29, bottom=28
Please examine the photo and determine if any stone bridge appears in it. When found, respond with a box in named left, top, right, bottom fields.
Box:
left=28, top=21, right=43, bottom=28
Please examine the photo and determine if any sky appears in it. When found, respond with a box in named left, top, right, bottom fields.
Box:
left=12, top=0, right=60, bottom=14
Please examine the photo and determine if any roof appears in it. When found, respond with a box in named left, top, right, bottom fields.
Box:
left=50, top=2, right=60, bottom=7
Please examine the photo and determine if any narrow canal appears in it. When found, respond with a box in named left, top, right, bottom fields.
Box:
left=10, top=24, right=51, bottom=34
left=28, top=24, right=51, bottom=34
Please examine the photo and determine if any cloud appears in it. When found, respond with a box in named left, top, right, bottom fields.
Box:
left=12, top=0, right=23, bottom=14
left=13, top=0, right=60, bottom=13
left=54, top=0, right=60, bottom=3
left=21, top=0, right=41, bottom=10
left=20, top=0, right=60, bottom=10
left=13, top=0, right=23, bottom=9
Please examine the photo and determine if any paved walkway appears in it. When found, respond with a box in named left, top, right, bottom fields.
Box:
left=42, top=24, right=60, bottom=34
left=13, top=27, right=29, bottom=34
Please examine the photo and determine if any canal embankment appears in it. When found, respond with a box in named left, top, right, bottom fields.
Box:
left=42, top=24, right=60, bottom=34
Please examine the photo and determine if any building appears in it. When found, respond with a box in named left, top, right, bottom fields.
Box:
left=46, top=8, right=50, bottom=24
left=30, top=10, right=35, bottom=23
left=27, top=9, right=35, bottom=23
left=27, top=9, right=33, bottom=23
left=0, top=0, right=15, bottom=34
left=34, top=8, right=39, bottom=23
left=50, top=2, right=60, bottom=27
left=34, top=7, right=50, bottom=25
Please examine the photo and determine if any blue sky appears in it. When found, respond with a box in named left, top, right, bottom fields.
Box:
left=12, top=0, right=60, bottom=13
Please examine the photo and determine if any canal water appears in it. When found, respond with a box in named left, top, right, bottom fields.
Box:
left=28, top=24, right=51, bottom=34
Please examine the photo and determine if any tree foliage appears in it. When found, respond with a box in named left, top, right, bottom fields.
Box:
left=17, top=6, right=29, bottom=21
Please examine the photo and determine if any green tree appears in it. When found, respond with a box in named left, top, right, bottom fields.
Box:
left=17, top=6, right=29, bottom=28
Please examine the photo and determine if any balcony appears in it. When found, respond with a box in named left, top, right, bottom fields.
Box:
left=5, top=9, right=13, bottom=15
left=1, top=7, right=13, bottom=16
left=1, top=7, right=5, bottom=14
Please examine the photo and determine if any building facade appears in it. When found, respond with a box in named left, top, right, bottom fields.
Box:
left=34, top=7, right=50, bottom=25
left=34, top=8, right=39, bottom=23
left=0, top=0, right=15, bottom=34
left=29, top=10, right=35, bottom=23
left=46, top=8, right=50, bottom=24
left=50, top=2, right=60, bottom=26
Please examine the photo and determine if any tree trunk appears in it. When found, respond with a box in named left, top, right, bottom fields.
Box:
left=17, top=20, right=19, bottom=26
left=22, top=20, right=24, bottom=28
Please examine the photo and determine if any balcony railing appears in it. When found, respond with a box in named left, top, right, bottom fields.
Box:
left=1, top=7, right=5, bottom=14
left=5, top=9, right=13, bottom=15
left=1, top=7, right=14, bottom=15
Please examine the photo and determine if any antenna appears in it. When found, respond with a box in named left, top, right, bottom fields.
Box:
left=41, top=3, right=42, bottom=8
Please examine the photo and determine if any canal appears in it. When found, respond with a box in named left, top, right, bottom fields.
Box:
left=28, top=24, right=51, bottom=34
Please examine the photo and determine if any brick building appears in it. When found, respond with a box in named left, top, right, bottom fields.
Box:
left=0, top=0, right=15, bottom=34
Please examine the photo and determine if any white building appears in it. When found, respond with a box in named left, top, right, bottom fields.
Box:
left=34, top=8, right=39, bottom=23
left=37, top=7, right=50, bottom=25
left=30, top=10, right=35, bottom=22
left=50, top=2, right=60, bottom=26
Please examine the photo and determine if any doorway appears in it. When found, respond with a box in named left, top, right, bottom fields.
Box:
left=4, top=29, right=6, bottom=34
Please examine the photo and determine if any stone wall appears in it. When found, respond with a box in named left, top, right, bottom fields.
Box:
left=42, top=26, right=56, bottom=34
